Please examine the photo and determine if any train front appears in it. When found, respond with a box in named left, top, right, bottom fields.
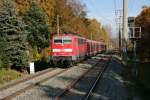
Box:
left=51, top=34, right=75, bottom=66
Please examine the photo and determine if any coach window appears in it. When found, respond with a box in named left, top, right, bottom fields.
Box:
left=83, top=40, right=86, bottom=44
left=78, top=38, right=83, bottom=44
left=78, top=38, right=80, bottom=44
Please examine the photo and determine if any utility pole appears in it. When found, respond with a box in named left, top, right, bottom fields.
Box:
left=57, top=15, right=60, bottom=36
left=118, top=11, right=122, bottom=56
left=122, top=0, right=128, bottom=60
left=91, top=32, right=93, bottom=40
left=129, top=26, right=141, bottom=79
left=115, top=10, right=122, bottom=56
left=90, top=33, right=92, bottom=55
left=119, top=25, right=122, bottom=55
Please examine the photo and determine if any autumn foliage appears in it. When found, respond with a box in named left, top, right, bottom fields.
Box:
left=0, top=0, right=110, bottom=70
left=12, top=0, right=110, bottom=42
left=135, top=7, right=150, bottom=61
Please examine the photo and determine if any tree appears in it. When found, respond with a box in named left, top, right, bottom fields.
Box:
left=103, top=25, right=111, bottom=45
left=0, top=0, right=28, bottom=70
left=52, top=0, right=87, bottom=34
left=36, top=0, right=56, bottom=28
left=23, top=2, right=49, bottom=49
left=12, top=0, right=110, bottom=45
left=135, top=7, right=150, bottom=61
left=52, top=0, right=72, bottom=33
left=13, top=0, right=31, bottom=16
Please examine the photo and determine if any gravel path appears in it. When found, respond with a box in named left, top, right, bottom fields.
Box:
left=12, top=58, right=98, bottom=100
left=88, top=57, right=130, bottom=100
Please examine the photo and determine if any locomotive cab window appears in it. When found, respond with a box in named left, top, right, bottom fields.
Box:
left=54, top=39, right=62, bottom=44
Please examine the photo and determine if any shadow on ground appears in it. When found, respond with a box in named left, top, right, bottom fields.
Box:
left=34, top=60, right=51, bottom=72
left=26, top=60, right=52, bottom=73
left=36, top=58, right=131, bottom=100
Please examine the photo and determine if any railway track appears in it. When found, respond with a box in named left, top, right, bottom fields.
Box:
left=83, top=57, right=111, bottom=100
left=55, top=56, right=111, bottom=100
left=0, top=55, right=111, bottom=100
left=1, top=57, right=96, bottom=100
left=0, top=68, right=56, bottom=91
left=0, top=67, right=70, bottom=100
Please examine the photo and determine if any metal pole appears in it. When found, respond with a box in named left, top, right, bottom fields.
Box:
left=134, top=40, right=138, bottom=78
left=123, top=0, right=128, bottom=40
left=118, top=11, right=122, bottom=56
left=122, top=0, right=128, bottom=60
left=91, top=32, right=92, bottom=40
left=90, top=33, right=92, bottom=55
left=57, top=15, right=60, bottom=36
left=119, top=26, right=122, bottom=56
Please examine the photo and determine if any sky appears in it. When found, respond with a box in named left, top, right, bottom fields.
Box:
left=81, top=0, right=150, bottom=38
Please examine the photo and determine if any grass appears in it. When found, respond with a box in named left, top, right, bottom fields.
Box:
left=139, top=62, right=150, bottom=89
left=126, top=60, right=150, bottom=99
left=127, top=60, right=150, bottom=88
left=0, top=58, right=50, bottom=85
left=0, top=68, right=24, bottom=85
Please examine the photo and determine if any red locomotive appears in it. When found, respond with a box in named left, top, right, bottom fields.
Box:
left=49, top=33, right=106, bottom=67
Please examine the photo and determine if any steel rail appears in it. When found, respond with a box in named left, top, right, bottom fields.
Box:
left=0, top=68, right=56, bottom=91
left=2, top=68, right=69, bottom=100
left=83, top=57, right=111, bottom=100
left=55, top=59, right=103, bottom=100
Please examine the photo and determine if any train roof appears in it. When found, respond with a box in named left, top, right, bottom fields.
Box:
left=52, top=33, right=105, bottom=44
left=53, top=33, right=85, bottom=39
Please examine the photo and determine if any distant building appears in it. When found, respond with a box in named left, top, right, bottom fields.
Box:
left=128, top=17, right=135, bottom=27
left=128, top=17, right=135, bottom=39
left=128, top=17, right=141, bottom=39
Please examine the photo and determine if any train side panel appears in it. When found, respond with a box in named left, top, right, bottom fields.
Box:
left=77, top=37, right=87, bottom=60
left=50, top=33, right=106, bottom=67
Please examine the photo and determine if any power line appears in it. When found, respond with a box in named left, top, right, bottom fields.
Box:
left=113, top=0, right=117, bottom=15
left=113, top=0, right=123, bottom=54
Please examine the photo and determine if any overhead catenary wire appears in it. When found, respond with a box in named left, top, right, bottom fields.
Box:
left=113, top=0, right=123, bottom=52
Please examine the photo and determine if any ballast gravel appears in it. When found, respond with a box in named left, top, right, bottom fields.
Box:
left=0, top=68, right=63, bottom=99
left=12, top=58, right=98, bottom=100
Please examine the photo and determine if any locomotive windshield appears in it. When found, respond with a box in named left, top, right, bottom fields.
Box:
left=54, top=39, right=62, bottom=43
left=54, top=37, right=72, bottom=44
left=63, top=37, right=72, bottom=44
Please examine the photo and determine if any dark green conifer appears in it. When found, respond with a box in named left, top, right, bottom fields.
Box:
left=23, top=2, right=49, bottom=49
left=0, top=0, right=28, bottom=70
